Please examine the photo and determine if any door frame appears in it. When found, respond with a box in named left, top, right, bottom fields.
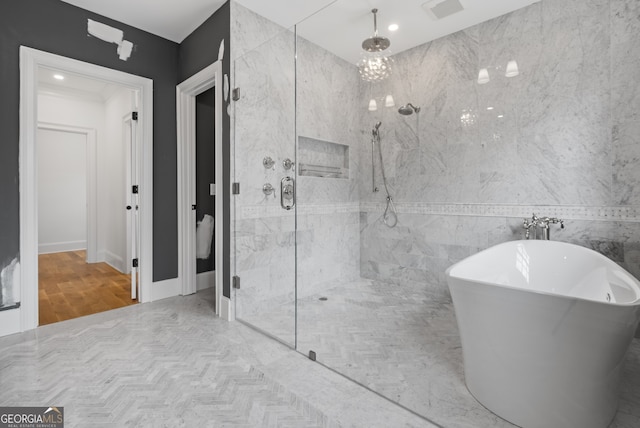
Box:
left=176, top=61, right=224, bottom=316
left=123, top=113, right=134, bottom=275
left=36, top=123, right=98, bottom=262
left=19, top=46, right=154, bottom=331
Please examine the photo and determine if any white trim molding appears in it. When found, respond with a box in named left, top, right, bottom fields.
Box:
left=220, top=296, right=233, bottom=321
left=19, top=46, right=154, bottom=333
left=196, top=271, right=216, bottom=291
left=150, top=278, right=180, bottom=302
left=177, top=61, right=224, bottom=317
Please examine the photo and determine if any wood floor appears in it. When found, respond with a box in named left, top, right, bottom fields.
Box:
left=38, top=250, right=137, bottom=326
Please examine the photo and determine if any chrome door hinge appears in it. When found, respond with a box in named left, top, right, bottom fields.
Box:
left=232, top=182, right=240, bottom=195
left=132, top=111, right=138, bottom=121
left=132, top=258, right=139, bottom=268
left=232, top=275, right=240, bottom=289
left=232, top=87, right=240, bottom=101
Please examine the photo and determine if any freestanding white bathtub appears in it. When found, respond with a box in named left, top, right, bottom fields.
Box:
left=446, top=240, right=640, bottom=428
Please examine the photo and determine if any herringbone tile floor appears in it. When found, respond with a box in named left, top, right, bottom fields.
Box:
left=240, top=279, right=640, bottom=428
left=0, top=289, right=435, bottom=428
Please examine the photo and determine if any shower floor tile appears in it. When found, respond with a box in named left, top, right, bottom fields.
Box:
left=240, top=278, right=640, bottom=428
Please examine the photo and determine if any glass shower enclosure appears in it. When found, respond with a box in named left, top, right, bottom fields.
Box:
left=232, top=1, right=551, bottom=425
left=233, top=27, right=297, bottom=347
left=231, top=9, right=441, bottom=424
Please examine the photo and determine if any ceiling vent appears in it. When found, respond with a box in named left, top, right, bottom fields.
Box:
left=422, top=0, right=465, bottom=20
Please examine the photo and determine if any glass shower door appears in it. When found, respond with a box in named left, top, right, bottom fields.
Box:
left=233, top=28, right=297, bottom=346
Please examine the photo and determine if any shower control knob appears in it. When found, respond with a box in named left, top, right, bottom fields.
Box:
left=280, top=177, right=295, bottom=210
left=283, top=158, right=294, bottom=171
left=262, top=183, right=275, bottom=198
left=263, top=156, right=275, bottom=170
left=282, top=184, right=294, bottom=199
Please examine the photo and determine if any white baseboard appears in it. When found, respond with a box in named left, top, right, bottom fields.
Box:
left=220, top=296, right=233, bottom=321
left=0, top=309, right=21, bottom=337
left=38, top=240, right=86, bottom=254
left=104, top=250, right=127, bottom=273
left=196, top=270, right=215, bottom=291
left=150, top=277, right=180, bottom=302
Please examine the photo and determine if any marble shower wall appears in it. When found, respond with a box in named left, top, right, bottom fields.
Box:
left=296, top=36, right=363, bottom=298
left=359, top=0, right=640, bottom=294
left=231, top=3, right=296, bottom=337
left=230, top=2, right=362, bottom=326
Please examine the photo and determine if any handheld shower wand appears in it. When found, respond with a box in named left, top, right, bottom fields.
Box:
left=371, top=122, right=381, bottom=192
left=370, top=121, right=397, bottom=227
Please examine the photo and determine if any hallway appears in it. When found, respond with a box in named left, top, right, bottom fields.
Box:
left=38, top=250, right=137, bottom=325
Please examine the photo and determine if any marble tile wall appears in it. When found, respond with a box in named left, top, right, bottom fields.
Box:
left=296, top=34, right=363, bottom=299
left=231, top=3, right=297, bottom=339
left=232, top=0, right=640, bottom=308
left=230, top=2, right=362, bottom=329
left=359, top=0, right=640, bottom=293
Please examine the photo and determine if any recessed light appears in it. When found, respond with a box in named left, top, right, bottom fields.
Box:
left=497, top=115, right=504, bottom=118
left=388, top=23, right=399, bottom=32
left=53, top=74, right=65, bottom=80
left=487, top=106, right=494, bottom=110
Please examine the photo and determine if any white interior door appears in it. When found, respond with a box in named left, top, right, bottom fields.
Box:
left=37, top=129, right=88, bottom=255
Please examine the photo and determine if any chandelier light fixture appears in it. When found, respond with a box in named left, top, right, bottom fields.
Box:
left=358, top=9, right=393, bottom=82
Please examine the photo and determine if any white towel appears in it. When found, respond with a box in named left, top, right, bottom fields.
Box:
left=196, top=214, right=215, bottom=259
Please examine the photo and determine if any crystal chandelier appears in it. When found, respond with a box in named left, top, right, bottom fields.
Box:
left=357, top=9, right=393, bottom=82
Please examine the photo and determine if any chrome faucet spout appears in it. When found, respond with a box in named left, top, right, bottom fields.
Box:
left=523, top=214, right=564, bottom=240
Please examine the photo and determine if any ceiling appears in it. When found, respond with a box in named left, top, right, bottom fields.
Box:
left=240, top=0, right=541, bottom=63
left=60, top=0, right=228, bottom=42
left=59, top=0, right=540, bottom=63
left=38, top=66, right=120, bottom=101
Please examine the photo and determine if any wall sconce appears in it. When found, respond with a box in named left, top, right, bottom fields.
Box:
left=505, top=60, right=519, bottom=77
left=368, top=95, right=395, bottom=111
left=477, top=60, right=520, bottom=84
left=385, top=94, right=395, bottom=107
left=477, top=68, right=490, bottom=84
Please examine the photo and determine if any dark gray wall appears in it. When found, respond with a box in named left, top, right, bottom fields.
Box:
left=178, top=2, right=232, bottom=298
left=0, top=0, right=180, bottom=282
left=196, top=88, right=215, bottom=274
left=0, top=0, right=178, bottom=281
left=1, top=0, right=233, bottom=294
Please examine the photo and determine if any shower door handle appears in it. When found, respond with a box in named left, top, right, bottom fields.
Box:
left=281, top=176, right=295, bottom=210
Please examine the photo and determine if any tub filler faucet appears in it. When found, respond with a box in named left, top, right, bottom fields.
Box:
left=523, top=213, right=564, bottom=240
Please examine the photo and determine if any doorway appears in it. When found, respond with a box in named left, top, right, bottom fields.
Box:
left=36, top=83, right=138, bottom=325
left=18, top=47, right=153, bottom=333
left=177, top=61, right=224, bottom=317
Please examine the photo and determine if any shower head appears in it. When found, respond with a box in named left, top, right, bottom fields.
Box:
left=372, top=121, right=382, bottom=138
left=398, top=103, right=421, bottom=115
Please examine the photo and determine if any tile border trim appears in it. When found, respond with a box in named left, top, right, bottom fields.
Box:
left=240, top=202, right=640, bottom=222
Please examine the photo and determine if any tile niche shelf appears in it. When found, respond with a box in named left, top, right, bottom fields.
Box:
left=298, top=136, right=349, bottom=179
